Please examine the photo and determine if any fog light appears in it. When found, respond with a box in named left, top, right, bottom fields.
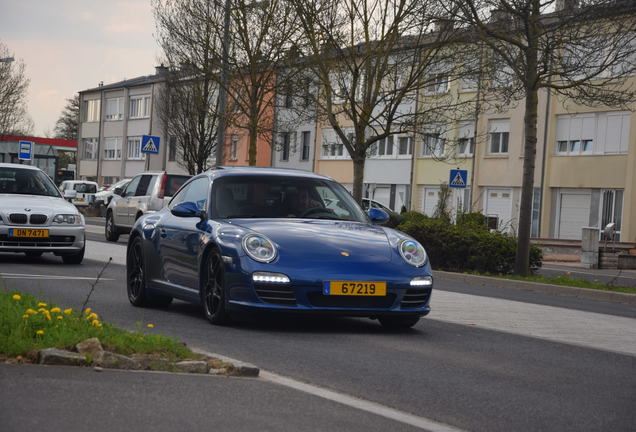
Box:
left=410, top=276, right=432, bottom=287
left=252, top=272, right=290, bottom=283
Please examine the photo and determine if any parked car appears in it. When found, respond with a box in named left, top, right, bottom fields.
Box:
left=125, top=167, right=433, bottom=329
left=94, top=178, right=131, bottom=207
left=59, top=180, right=98, bottom=207
left=105, top=171, right=191, bottom=241
left=0, top=163, right=85, bottom=264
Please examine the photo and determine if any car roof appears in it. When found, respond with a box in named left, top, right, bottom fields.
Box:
left=204, top=166, right=335, bottom=182
left=0, top=163, right=41, bottom=171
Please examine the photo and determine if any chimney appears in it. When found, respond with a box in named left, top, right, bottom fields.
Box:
left=490, top=8, right=512, bottom=22
left=556, top=0, right=580, bottom=11
left=434, top=18, right=454, bottom=33
left=98, top=81, right=103, bottom=87
left=155, top=64, right=169, bottom=75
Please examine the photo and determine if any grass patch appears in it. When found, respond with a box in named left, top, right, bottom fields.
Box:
left=480, top=273, right=636, bottom=294
left=0, top=290, right=196, bottom=360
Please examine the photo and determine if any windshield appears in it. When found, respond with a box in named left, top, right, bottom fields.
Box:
left=212, top=175, right=367, bottom=222
left=0, top=167, right=61, bottom=197
left=73, top=183, right=97, bottom=193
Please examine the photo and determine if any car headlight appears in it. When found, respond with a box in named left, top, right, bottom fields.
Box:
left=399, top=239, right=427, bottom=267
left=242, top=233, right=277, bottom=263
left=53, top=214, right=83, bottom=225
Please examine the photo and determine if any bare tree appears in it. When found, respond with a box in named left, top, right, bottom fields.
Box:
left=0, top=41, right=32, bottom=135
left=287, top=0, right=474, bottom=203
left=442, top=0, right=636, bottom=275
left=53, top=95, right=80, bottom=140
left=154, top=0, right=301, bottom=166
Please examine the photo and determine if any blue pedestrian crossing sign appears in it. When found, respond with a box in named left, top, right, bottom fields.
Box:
left=141, top=135, right=160, bottom=154
left=18, top=141, right=33, bottom=160
left=449, top=169, right=468, bottom=188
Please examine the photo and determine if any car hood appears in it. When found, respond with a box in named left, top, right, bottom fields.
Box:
left=226, top=219, right=392, bottom=262
left=0, top=194, right=78, bottom=220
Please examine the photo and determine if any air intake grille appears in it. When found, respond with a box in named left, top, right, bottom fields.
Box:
left=0, top=235, right=75, bottom=248
left=9, top=213, right=27, bottom=224
left=29, top=214, right=47, bottom=225
left=400, top=289, right=431, bottom=308
left=308, top=292, right=396, bottom=308
left=254, top=283, right=296, bottom=306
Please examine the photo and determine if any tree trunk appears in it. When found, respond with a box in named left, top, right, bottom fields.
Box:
left=248, top=125, right=258, bottom=166
left=352, top=156, right=365, bottom=204
left=515, top=63, right=539, bottom=276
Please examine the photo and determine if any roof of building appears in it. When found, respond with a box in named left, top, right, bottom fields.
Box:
left=0, top=135, right=77, bottom=149
left=79, top=71, right=167, bottom=94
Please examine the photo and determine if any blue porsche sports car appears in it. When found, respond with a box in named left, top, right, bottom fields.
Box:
left=126, top=167, right=433, bottom=329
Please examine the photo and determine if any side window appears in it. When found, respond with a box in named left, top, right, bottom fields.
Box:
left=135, top=175, right=153, bottom=197
left=124, top=176, right=141, bottom=198
left=169, top=177, right=209, bottom=211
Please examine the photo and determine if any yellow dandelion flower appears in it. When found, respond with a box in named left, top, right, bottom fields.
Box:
left=44, top=312, right=51, bottom=321
left=86, top=313, right=98, bottom=321
left=63, top=308, right=73, bottom=315
left=84, top=308, right=92, bottom=315
left=50, top=307, right=61, bottom=313
left=22, top=314, right=29, bottom=319
left=147, top=323, right=154, bottom=328
left=91, top=319, right=101, bottom=327
left=565, top=271, right=571, bottom=276
left=26, top=308, right=37, bottom=315
left=38, top=302, right=47, bottom=307
left=57, top=316, right=63, bottom=320
left=36, top=330, right=45, bottom=336
left=12, top=294, right=21, bottom=301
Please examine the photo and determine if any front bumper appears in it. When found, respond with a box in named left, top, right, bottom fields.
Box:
left=0, top=224, right=85, bottom=253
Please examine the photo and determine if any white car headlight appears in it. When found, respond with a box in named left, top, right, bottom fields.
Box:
left=399, top=239, right=427, bottom=267
left=53, top=214, right=83, bottom=225
left=242, top=233, right=277, bottom=263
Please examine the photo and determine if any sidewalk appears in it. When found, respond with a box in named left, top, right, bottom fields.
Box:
left=538, top=262, right=636, bottom=288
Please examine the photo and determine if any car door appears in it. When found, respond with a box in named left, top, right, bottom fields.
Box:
left=129, top=174, right=156, bottom=223
left=116, top=175, right=141, bottom=227
left=157, top=176, right=210, bottom=291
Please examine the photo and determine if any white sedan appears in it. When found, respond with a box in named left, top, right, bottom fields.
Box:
left=0, top=163, right=86, bottom=264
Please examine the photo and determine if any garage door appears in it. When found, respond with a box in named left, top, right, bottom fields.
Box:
left=558, top=192, right=591, bottom=239
left=373, top=187, right=391, bottom=209
left=485, top=188, right=512, bottom=231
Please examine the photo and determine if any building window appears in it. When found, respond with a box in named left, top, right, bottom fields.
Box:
left=83, top=99, right=100, bottom=122
left=280, top=132, right=290, bottom=161
left=378, top=136, right=394, bottom=156
left=398, top=137, right=413, bottom=155
left=556, top=112, right=630, bottom=155
left=82, top=138, right=98, bottom=160
left=600, top=189, right=623, bottom=240
left=103, top=137, right=122, bottom=160
left=105, top=97, right=124, bottom=121
left=283, top=84, right=293, bottom=109
left=457, top=121, right=475, bottom=157
left=168, top=136, right=177, bottom=161
left=127, top=137, right=144, bottom=160
left=129, top=95, right=151, bottom=119
left=422, top=133, right=445, bottom=157
left=488, top=120, right=510, bottom=154
left=230, top=135, right=238, bottom=161
left=301, top=131, right=311, bottom=161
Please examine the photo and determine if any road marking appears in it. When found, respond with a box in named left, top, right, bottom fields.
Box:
left=0, top=272, right=114, bottom=281
left=260, top=370, right=466, bottom=432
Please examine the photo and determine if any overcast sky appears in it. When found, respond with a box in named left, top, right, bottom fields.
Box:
left=0, top=0, right=161, bottom=136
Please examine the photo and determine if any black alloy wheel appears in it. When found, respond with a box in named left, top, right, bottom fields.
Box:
left=105, top=211, right=120, bottom=242
left=127, top=237, right=147, bottom=306
left=202, top=250, right=230, bottom=325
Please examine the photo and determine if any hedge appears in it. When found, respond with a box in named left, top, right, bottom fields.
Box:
left=396, top=212, right=542, bottom=274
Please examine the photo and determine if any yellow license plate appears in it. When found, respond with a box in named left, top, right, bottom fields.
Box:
left=9, top=228, right=49, bottom=238
left=75, top=199, right=85, bottom=202
left=323, top=281, right=386, bottom=296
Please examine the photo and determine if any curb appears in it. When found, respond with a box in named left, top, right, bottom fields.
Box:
left=192, top=348, right=259, bottom=377
left=433, top=270, right=636, bottom=306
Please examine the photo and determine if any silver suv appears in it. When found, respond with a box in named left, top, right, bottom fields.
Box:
left=105, top=172, right=190, bottom=241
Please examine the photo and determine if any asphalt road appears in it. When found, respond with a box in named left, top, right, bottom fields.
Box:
left=1, top=217, right=635, bottom=432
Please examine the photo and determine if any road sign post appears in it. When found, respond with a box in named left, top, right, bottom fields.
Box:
left=18, top=141, right=33, bottom=162
left=449, top=169, right=468, bottom=188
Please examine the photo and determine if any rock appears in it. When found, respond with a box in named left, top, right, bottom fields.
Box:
left=94, top=351, right=141, bottom=370
left=94, top=366, right=103, bottom=372
left=134, top=356, right=174, bottom=371
left=38, top=348, right=87, bottom=366
left=175, top=360, right=209, bottom=374
left=76, top=338, right=104, bottom=357
left=208, top=368, right=228, bottom=375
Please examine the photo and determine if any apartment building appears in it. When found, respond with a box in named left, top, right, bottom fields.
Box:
left=76, top=66, right=186, bottom=185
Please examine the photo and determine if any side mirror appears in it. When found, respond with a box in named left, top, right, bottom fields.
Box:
left=113, top=187, right=123, bottom=196
left=171, top=201, right=206, bottom=219
left=368, top=208, right=390, bottom=224
left=63, top=189, right=77, bottom=199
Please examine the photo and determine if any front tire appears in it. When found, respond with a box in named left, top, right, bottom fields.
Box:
left=105, top=211, right=120, bottom=242
left=25, top=251, right=43, bottom=258
left=201, top=250, right=230, bottom=325
left=378, top=315, right=420, bottom=330
left=127, top=237, right=172, bottom=307
left=62, top=246, right=84, bottom=264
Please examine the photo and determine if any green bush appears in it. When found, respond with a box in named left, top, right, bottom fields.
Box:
left=456, top=212, right=488, bottom=231
left=397, top=213, right=542, bottom=274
